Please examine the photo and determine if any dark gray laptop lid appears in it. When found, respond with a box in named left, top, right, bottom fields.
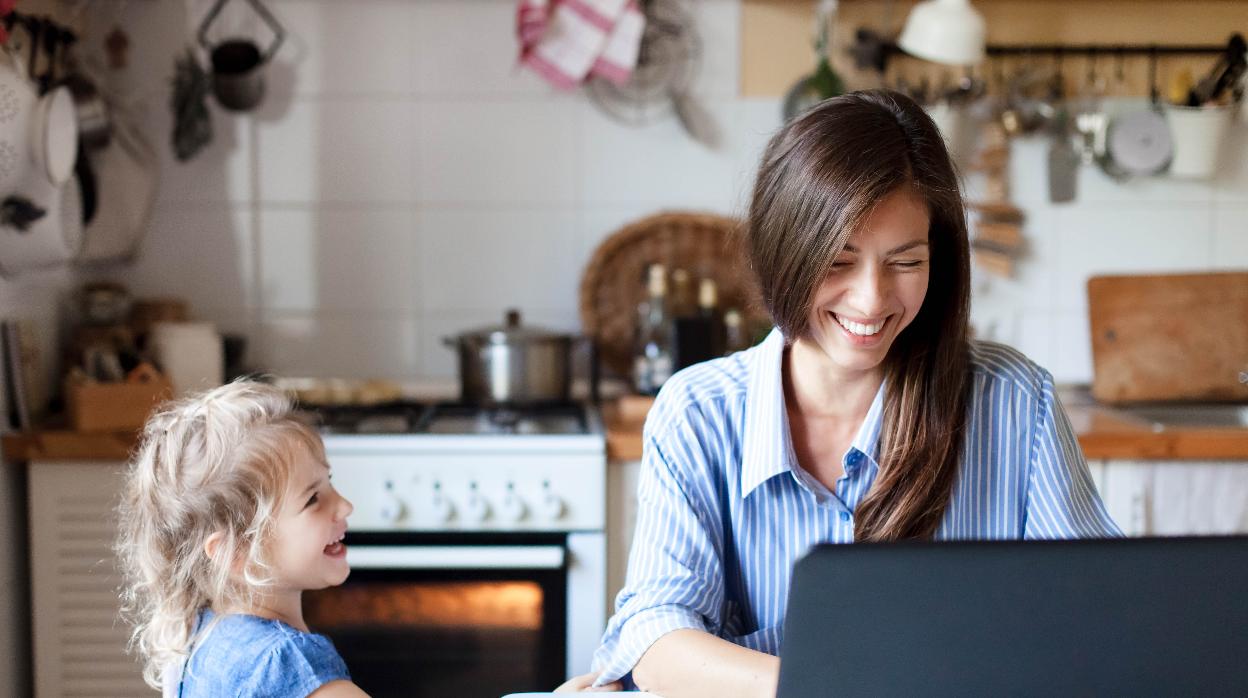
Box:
left=777, top=537, right=1248, bottom=698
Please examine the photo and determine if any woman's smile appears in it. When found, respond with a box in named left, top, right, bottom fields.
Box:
left=829, top=312, right=891, bottom=347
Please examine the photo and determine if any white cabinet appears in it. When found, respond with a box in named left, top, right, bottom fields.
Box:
left=1090, top=460, right=1248, bottom=536
left=28, top=461, right=147, bottom=697
left=606, top=459, right=642, bottom=611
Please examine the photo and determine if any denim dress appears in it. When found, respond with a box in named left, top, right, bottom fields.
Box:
left=165, top=609, right=351, bottom=698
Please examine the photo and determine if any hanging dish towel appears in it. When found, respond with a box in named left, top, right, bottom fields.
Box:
left=517, top=0, right=645, bottom=89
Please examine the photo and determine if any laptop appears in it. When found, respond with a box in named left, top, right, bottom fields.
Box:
left=777, top=536, right=1248, bottom=697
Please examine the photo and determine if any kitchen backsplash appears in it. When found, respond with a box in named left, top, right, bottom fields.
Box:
left=5, top=0, right=1247, bottom=388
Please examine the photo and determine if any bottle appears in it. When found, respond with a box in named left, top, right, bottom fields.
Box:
left=698, top=278, right=725, bottom=357
left=723, top=308, right=749, bottom=355
left=670, top=268, right=695, bottom=319
left=673, top=276, right=721, bottom=371
left=633, top=264, right=674, bottom=395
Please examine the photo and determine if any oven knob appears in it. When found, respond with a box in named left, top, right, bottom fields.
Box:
left=464, top=493, right=492, bottom=523
left=500, top=490, right=527, bottom=523
left=378, top=481, right=405, bottom=523
left=378, top=495, right=406, bottom=524
left=431, top=493, right=455, bottom=523
left=540, top=492, right=566, bottom=521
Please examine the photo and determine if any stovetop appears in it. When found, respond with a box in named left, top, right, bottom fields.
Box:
left=301, top=401, right=597, bottom=436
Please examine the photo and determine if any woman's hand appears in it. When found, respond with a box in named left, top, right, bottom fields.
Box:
left=554, top=671, right=624, bottom=692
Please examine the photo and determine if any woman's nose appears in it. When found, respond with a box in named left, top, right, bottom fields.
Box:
left=848, top=264, right=890, bottom=312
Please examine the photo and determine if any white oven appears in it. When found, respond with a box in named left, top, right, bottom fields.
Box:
left=305, top=406, right=606, bottom=698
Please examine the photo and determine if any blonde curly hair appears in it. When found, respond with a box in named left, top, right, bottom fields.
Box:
left=115, top=380, right=325, bottom=690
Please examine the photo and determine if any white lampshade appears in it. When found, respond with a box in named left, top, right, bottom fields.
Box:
left=897, top=0, right=986, bottom=66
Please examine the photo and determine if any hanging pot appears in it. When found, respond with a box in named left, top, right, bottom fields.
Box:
left=197, top=0, right=286, bottom=112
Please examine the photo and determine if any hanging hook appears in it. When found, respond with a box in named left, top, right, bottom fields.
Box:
left=1148, top=45, right=1160, bottom=104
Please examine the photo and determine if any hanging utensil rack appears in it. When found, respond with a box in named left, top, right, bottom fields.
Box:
left=851, top=28, right=1236, bottom=73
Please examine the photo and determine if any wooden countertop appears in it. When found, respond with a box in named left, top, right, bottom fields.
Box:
left=603, top=393, right=1248, bottom=462
left=6, top=391, right=1248, bottom=463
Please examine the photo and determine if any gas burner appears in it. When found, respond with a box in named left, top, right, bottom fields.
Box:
left=303, top=400, right=598, bottom=436
left=301, top=401, right=428, bottom=435
left=416, top=402, right=590, bottom=436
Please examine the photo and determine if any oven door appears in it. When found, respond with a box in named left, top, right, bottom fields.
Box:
left=305, top=532, right=570, bottom=698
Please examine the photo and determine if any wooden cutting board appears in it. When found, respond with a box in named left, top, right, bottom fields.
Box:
left=1088, top=272, right=1248, bottom=404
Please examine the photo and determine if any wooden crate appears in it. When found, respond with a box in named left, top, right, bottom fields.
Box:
left=65, top=374, right=173, bottom=432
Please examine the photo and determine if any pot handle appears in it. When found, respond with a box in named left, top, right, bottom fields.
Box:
left=572, top=334, right=601, bottom=405
left=198, top=0, right=287, bottom=63
left=441, top=335, right=457, bottom=348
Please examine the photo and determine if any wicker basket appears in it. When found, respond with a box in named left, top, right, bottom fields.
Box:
left=578, top=211, right=769, bottom=378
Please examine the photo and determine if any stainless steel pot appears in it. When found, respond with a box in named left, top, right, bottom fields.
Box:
left=443, top=309, right=575, bottom=406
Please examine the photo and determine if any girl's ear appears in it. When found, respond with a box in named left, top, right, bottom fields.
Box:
left=203, top=530, right=226, bottom=563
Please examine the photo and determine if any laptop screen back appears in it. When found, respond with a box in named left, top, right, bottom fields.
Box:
left=777, top=537, right=1248, bottom=697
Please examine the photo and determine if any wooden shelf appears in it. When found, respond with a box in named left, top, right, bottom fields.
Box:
left=741, top=0, right=1248, bottom=97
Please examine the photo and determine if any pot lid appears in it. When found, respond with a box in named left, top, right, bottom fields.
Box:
left=459, top=309, right=570, bottom=344
left=1107, top=109, right=1173, bottom=176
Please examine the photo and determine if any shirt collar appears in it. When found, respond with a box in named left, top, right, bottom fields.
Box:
left=740, top=328, right=791, bottom=498
left=740, top=328, right=887, bottom=498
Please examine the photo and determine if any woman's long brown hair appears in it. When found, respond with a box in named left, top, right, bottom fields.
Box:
left=745, top=89, right=971, bottom=541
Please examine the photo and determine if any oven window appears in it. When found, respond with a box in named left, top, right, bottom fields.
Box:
left=305, top=569, right=566, bottom=698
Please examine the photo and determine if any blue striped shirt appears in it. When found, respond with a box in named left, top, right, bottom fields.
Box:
left=592, top=329, right=1120, bottom=686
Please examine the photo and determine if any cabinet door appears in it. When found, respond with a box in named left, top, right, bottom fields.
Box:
left=1098, top=461, right=1152, bottom=536
left=29, top=462, right=147, bottom=697
left=1100, top=460, right=1248, bottom=536
left=606, top=459, right=642, bottom=611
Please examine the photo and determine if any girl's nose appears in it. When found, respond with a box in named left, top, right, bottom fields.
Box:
left=336, top=490, right=354, bottom=519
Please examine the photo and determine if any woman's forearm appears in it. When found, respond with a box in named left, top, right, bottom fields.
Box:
left=632, top=629, right=780, bottom=698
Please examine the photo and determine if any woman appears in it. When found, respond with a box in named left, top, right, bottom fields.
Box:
left=579, top=90, right=1119, bottom=697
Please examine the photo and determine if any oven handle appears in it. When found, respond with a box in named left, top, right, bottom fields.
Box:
left=346, top=545, right=566, bottom=570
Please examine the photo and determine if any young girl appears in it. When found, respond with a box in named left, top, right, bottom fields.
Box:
left=116, top=380, right=370, bottom=697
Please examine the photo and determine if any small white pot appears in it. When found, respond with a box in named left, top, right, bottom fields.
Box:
left=1164, top=103, right=1233, bottom=179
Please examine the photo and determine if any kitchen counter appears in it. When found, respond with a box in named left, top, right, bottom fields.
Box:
left=603, top=391, right=1248, bottom=462
left=6, top=390, right=1248, bottom=463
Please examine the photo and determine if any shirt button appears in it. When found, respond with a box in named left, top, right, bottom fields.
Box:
left=840, top=511, right=851, bottom=522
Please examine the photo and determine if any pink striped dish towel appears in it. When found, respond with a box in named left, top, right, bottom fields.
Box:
left=517, top=0, right=646, bottom=89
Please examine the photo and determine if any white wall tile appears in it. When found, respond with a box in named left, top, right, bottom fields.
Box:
left=413, top=0, right=555, bottom=96
left=121, top=204, right=257, bottom=312
left=417, top=207, right=579, bottom=311
left=257, top=99, right=415, bottom=203
left=578, top=99, right=744, bottom=208
left=257, top=310, right=420, bottom=378
left=1213, top=119, right=1248, bottom=203
left=258, top=207, right=418, bottom=311
left=417, top=100, right=578, bottom=204
left=1077, top=163, right=1215, bottom=205
left=191, top=307, right=258, bottom=341
left=151, top=105, right=256, bottom=204
left=51, top=0, right=1246, bottom=387
left=972, top=204, right=1059, bottom=310
left=1050, top=310, right=1094, bottom=384
left=274, top=0, right=416, bottom=96
left=730, top=97, right=784, bottom=209
left=1014, top=310, right=1057, bottom=373
left=1213, top=204, right=1248, bottom=269
left=969, top=297, right=1020, bottom=346
left=691, top=0, right=741, bottom=98
left=576, top=204, right=673, bottom=276
left=1053, top=204, right=1215, bottom=310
